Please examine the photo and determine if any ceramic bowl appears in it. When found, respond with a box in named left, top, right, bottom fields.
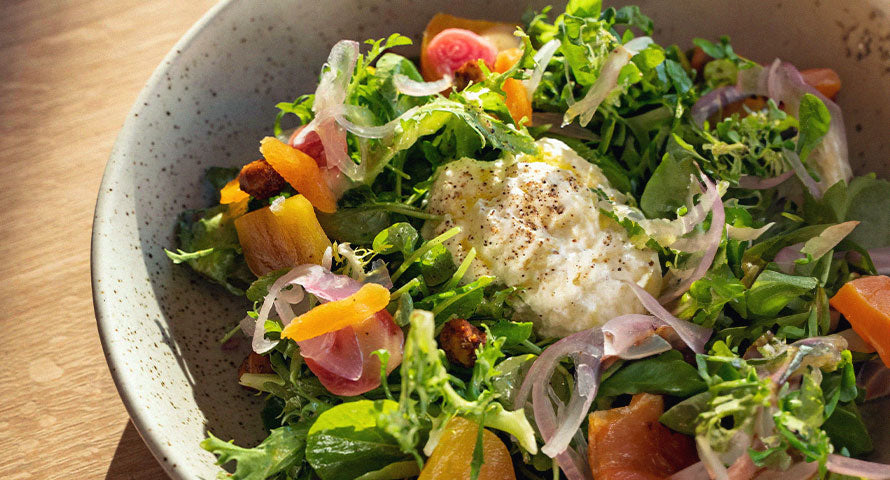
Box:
left=92, top=0, right=890, bottom=478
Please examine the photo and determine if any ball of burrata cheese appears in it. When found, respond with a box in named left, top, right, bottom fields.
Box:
left=423, top=138, right=662, bottom=338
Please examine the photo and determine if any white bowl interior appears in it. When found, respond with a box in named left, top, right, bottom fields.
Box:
left=93, top=1, right=890, bottom=478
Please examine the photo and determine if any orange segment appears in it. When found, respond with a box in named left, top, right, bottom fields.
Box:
left=421, top=13, right=520, bottom=81
left=588, top=394, right=698, bottom=480
left=800, top=68, right=842, bottom=100
left=281, top=283, right=390, bottom=342
left=494, top=48, right=523, bottom=73
left=259, top=137, right=337, bottom=213
left=234, top=194, right=331, bottom=276
left=419, top=416, right=516, bottom=480
left=830, top=275, right=890, bottom=367
left=219, top=178, right=250, bottom=204
left=493, top=49, right=532, bottom=126
left=501, top=78, right=532, bottom=126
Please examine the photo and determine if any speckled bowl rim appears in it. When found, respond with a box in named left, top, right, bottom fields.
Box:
left=92, top=1, right=235, bottom=477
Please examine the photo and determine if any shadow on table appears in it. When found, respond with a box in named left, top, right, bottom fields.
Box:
left=106, top=421, right=170, bottom=480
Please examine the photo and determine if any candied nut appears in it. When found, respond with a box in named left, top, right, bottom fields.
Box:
left=238, top=158, right=287, bottom=200
left=452, top=60, right=486, bottom=91
left=238, top=352, right=274, bottom=389
left=439, top=318, right=486, bottom=368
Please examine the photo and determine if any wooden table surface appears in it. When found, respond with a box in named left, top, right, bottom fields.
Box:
left=0, top=1, right=216, bottom=478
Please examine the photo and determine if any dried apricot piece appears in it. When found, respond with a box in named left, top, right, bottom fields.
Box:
left=260, top=137, right=337, bottom=213
left=281, top=283, right=390, bottom=342
left=219, top=178, right=250, bottom=204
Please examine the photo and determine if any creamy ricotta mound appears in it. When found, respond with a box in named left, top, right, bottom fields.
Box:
left=423, top=138, right=662, bottom=337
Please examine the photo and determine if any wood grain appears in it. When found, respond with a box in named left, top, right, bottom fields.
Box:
left=0, top=1, right=215, bottom=478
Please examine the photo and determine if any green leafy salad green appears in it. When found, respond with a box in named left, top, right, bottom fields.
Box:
left=167, top=1, right=890, bottom=479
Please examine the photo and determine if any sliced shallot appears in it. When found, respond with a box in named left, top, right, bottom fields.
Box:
left=783, top=148, right=823, bottom=198
left=626, top=282, right=712, bottom=354
left=691, top=85, right=750, bottom=126
left=292, top=40, right=361, bottom=181
left=858, top=356, right=890, bottom=401
left=524, top=39, right=560, bottom=97
left=515, top=328, right=603, bottom=480
left=393, top=73, right=452, bottom=97
left=736, top=171, right=795, bottom=190
left=826, top=454, right=890, bottom=479
left=658, top=173, right=725, bottom=304
left=564, top=37, right=653, bottom=126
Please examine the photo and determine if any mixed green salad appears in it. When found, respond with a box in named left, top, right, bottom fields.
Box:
left=166, top=1, right=890, bottom=479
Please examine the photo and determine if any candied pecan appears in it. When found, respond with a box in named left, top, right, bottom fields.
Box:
left=237, top=158, right=287, bottom=200
left=238, top=352, right=274, bottom=388
left=439, top=318, right=486, bottom=368
left=452, top=60, right=486, bottom=91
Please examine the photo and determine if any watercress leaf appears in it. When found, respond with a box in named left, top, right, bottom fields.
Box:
left=305, top=399, right=410, bottom=480
left=353, top=461, right=420, bottom=480
left=415, top=276, right=494, bottom=323
left=274, top=94, right=314, bottom=136
left=164, top=248, right=214, bottom=264
left=617, top=61, right=643, bottom=87
left=840, top=176, right=890, bottom=249
left=419, top=244, right=456, bottom=287
left=632, top=45, right=666, bottom=71
left=609, top=5, right=654, bottom=35
left=393, top=292, right=414, bottom=327
left=640, top=153, right=697, bottom=218
left=246, top=268, right=289, bottom=303
left=374, top=53, right=427, bottom=116
left=693, top=38, right=726, bottom=59
left=663, top=59, right=693, bottom=94
left=598, top=350, right=707, bottom=398
left=317, top=208, right=392, bottom=245
left=703, top=59, right=738, bottom=88
left=490, top=354, right=536, bottom=407
left=659, top=391, right=712, bottom=435
left=746, top=270, right=818, bottom=317
left=566, top=0, right=601, bottom=18
left=489, top=320, right=533, bottom=347
left=676, top=264, right=747, bottom=329
left=372, top=222, right=418, bottom=257
left=172, top=205, right=249, bottom=295
left=796, top=93, right=831, bottom=161
left=821, top=402, right=873, bottom=457
left=205, top=166, right=241, bottom=193
left=201, top=423, right=309, bottom=480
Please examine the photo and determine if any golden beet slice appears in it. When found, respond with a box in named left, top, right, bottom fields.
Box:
left=234, top=194, right=331, bottom=276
